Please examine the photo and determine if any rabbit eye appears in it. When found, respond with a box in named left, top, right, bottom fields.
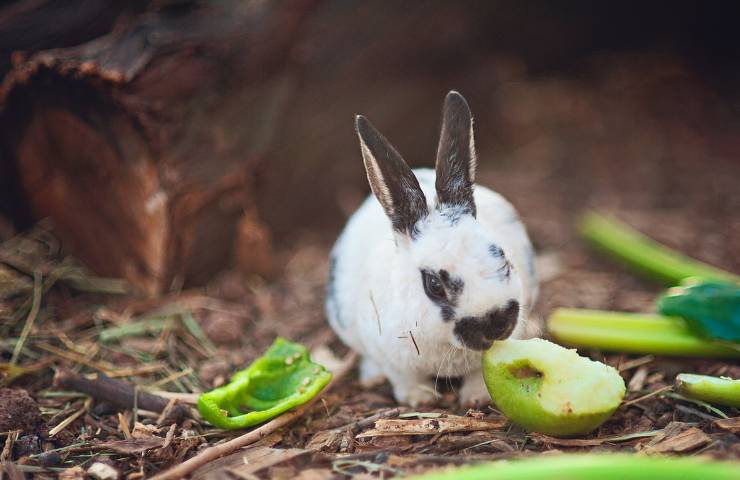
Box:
left=422, top=270, right=447, bottom=301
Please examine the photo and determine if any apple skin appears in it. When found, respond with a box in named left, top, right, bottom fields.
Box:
left=482, top=340, right=625, bottom=437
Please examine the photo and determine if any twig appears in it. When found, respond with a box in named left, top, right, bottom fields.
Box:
left=618, top=355, right=654, bottom=372
left=10, top=271, right=42, bottom=365
left=665, top=392, right=729, bottom=419
left=622, top=385, right=672, bottom=406
left=674, top=404, right=721, bottom=422
left=53, top=368, right=189, bottom=421
left=409, top=330, right=420, bottom=356
left=150, top=352, right=357, bottom=480
left=49, top=399, right=91, bottom=437
left=346, top=408, right=400, bottom=433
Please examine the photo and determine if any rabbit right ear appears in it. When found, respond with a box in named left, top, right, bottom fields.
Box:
left=435, top=91, right=477, bottom=217
left=356, top=115, right=429, bottom=237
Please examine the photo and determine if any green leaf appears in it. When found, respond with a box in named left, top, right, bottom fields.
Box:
left=197, top=337, right=332, bottom=429
left=657, top=280, right=740, bottom=343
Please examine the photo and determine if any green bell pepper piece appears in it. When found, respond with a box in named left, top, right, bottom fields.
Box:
left=197, top=337, right=332, bottom=429
left=658, top=279, right=740, bottom=342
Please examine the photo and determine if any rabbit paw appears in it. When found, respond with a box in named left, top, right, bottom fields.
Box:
left=460, top=373, right=491, bottom=407
left=390, top=378, right=438, bottom=407
left=360, top=357, right=384, bottom=382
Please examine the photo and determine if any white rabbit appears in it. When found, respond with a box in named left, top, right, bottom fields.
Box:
left=326, top=91, right=538, bottom=406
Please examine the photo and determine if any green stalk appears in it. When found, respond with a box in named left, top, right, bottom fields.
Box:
left=548, top=308, right=740, bottom=358
left=578, top=212, right=739, bottom=285
left=99, top=317, right=172, bottom=343
left=412, top=454, right=740, bottom=480
left=674, top=373, right=740, bottom=408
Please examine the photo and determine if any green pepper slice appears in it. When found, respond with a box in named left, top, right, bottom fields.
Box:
left=198, top=337, right=332, bottom=429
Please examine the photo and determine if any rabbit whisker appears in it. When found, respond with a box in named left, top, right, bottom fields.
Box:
left=435, top=345, right=453, bottom=394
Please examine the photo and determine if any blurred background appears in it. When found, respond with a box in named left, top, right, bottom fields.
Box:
left=1, top=0, right=738, bottom=299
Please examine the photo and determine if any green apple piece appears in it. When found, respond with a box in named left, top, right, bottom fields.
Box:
left=482, top=338, right=626, bottom=437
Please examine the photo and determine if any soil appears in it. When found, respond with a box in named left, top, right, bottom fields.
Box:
left=0, top=389, right=43, bottom=434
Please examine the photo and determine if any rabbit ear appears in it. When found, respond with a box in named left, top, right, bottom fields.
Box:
left=435, top=90, right=477, bottom=217
left=356, top=115, right=429, bottom=236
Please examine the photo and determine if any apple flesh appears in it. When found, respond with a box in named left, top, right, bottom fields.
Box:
left=482, top=338, right=625, bottom=437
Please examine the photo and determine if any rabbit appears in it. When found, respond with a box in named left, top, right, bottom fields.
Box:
left=326, top=91, right=538, bottom=406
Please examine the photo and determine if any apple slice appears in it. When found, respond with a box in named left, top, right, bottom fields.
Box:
left=482, top=338, right=625, bottom=437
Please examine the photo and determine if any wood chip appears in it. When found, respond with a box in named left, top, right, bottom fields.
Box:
left=96, top=437, right=166, bottom=454
left=714, top=416, right=740, bottom=433
left=628, top=366, right=649, bottom=392
left=531, top=430, right=661, bottom=447
left=357, top=416, right=507, bottom=437
left=641, top=427, right=711, bottom=454
left=191, top=447, right=310, bottom=479
left=131, top=422, right=160, bottom=439
left=161, top=423, right=177, bottom=450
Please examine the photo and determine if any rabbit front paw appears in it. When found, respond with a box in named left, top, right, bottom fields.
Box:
left=460, top=373, right=491, bottom=407
left=388, top=374, right=438, bottom=407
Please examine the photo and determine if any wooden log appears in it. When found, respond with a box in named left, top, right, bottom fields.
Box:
left=0, top=0, right=319, bottom=294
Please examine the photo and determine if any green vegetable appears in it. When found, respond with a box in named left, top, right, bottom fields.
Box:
left=674, top=373, right=740, bottom=408
left=411, top=454, right=740, bottom=480
left=578, top=212, right=739, bottom=285
left=197, top=338, right=332, bottom=429
left=548, top=308, right=740, bottom=358
left=658, top=280, right=740, bottom=342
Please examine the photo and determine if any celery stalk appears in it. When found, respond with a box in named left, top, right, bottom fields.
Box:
left=412, top=454, right=740, bottom=480
left=578, top=212, right=739, bottom=285
left=675, top=373, right=740, bottom=408
left=548, top=308, right=740, bottom=358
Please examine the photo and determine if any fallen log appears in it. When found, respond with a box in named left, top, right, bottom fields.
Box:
left=0, top=0, right=318, bottom=293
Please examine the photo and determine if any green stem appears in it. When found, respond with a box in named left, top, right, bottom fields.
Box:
left=99, top=318, right=172, bottom=343
left=548, top=308, right=740, bottom=358
left=412, top=454, right=740, bottom=480
left=674, top=373, right=740, bottom=408
left=578, top=212, right=739, bottom=285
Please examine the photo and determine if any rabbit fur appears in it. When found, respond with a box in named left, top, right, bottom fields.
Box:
left=326, top=91, right=538, bottom=406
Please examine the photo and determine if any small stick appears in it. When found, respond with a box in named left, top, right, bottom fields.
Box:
left=409, top=330, right=420, bottom=356
left=622, top=385, right=672, bottom=406
left=347, top=407, right=401, bottom=433
left=150, top=352, right=357, bottom=480
left=53, top=368, right=188, bottom=420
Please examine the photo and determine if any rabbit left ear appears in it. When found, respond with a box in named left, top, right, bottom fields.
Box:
left=435, top=91, right=477, bottom=217
left=356, top=115, right=429, bottom=237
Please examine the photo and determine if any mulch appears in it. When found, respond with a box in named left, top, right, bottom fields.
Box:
left=1, top=51, right=739, bottom=478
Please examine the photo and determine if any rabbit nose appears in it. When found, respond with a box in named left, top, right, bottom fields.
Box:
left=453, top=301, right=520, bottom=351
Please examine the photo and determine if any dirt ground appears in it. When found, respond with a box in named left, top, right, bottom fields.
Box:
left=1, top=51, right=739, bottom=478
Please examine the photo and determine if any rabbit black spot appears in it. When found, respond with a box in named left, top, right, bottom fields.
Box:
left=453, top=301, right=520, bottom=351
left=439, top=269, right=464, bottom=294
left=488, top=244, right=504, bottom=258
left=327, top=91, right=539, bottom=406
